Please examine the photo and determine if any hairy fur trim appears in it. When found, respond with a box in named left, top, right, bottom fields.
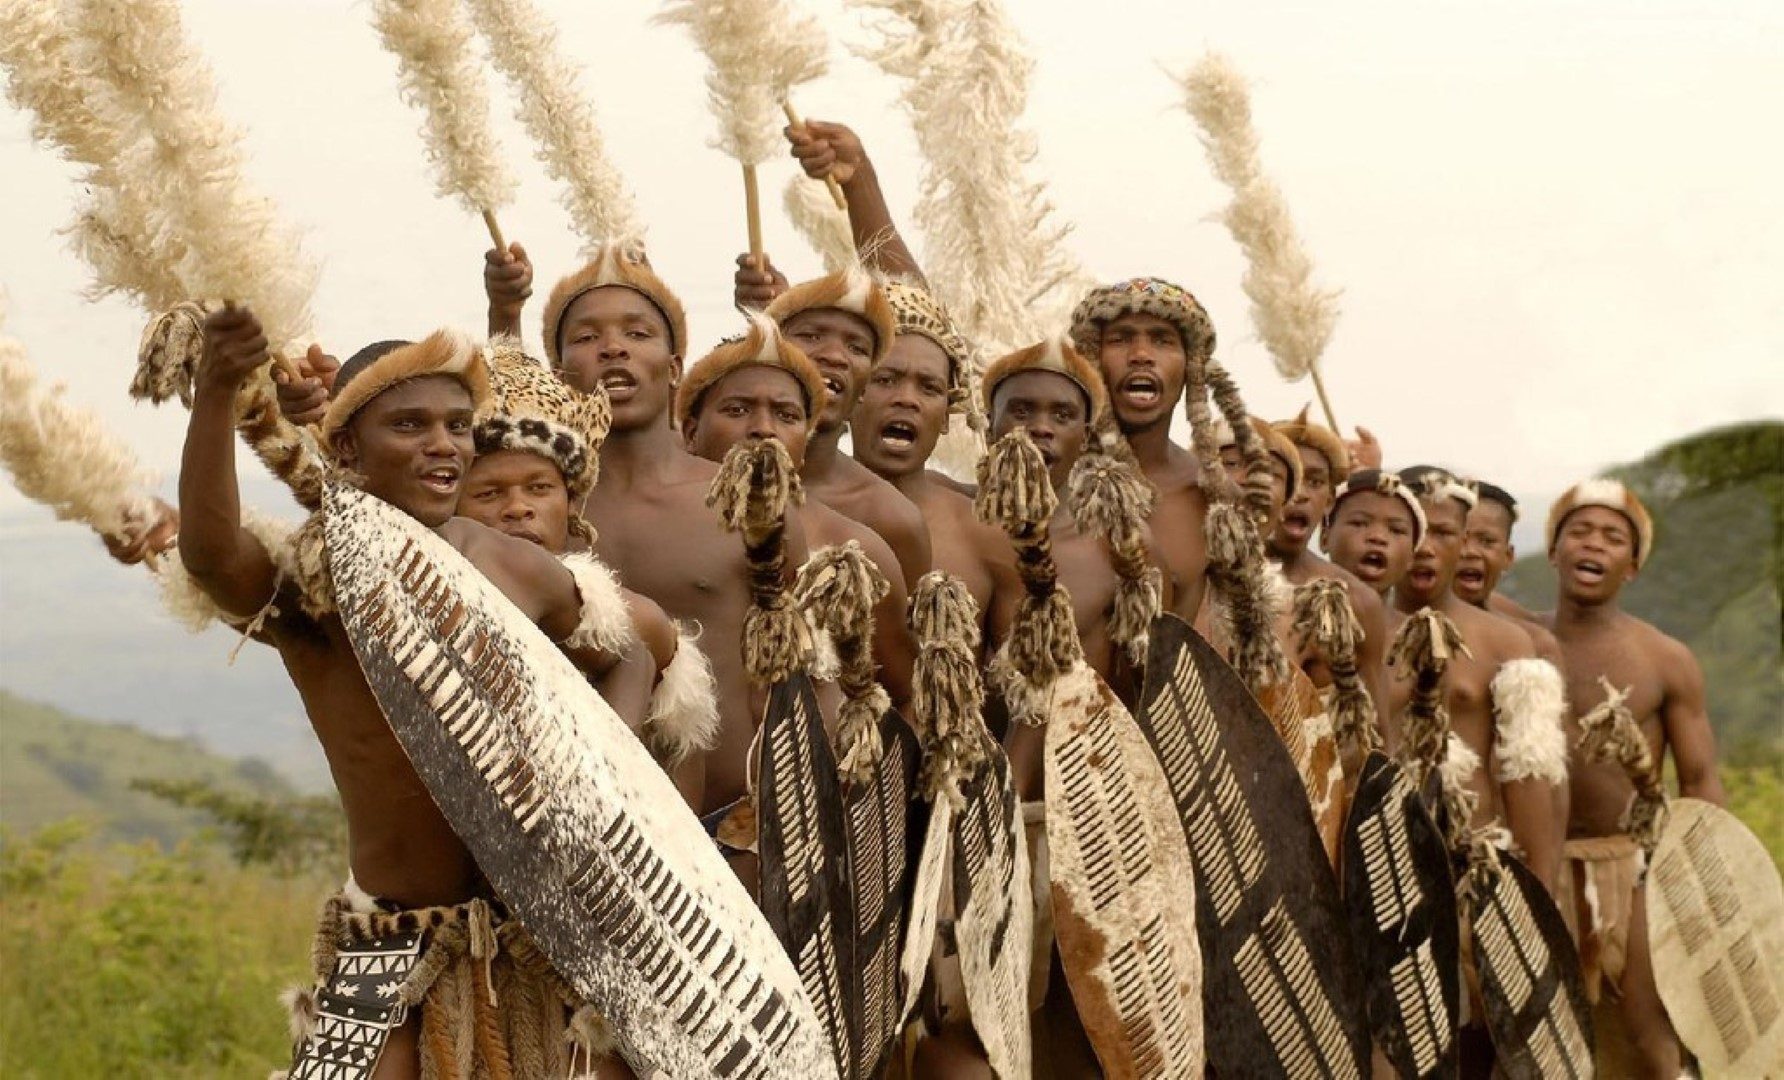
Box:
left=676, top=312, right=828, bottom=433
left=1219, top=414, right=1302, bottom=502
left=1546, top=477, right=1654, bottom=568
left=783, top=174, right=857, bottom=272
left=370, top=0, right=514, bottom=216
left=909, top=571, right=988, bottom=801
left=793, top=541, right=892, bottom=783
left=133, top=300, right=215, bottom=406
left=320, top=329, right=491, bottom=445
left=1441, top=731, right=1482, bottom=792
left=1389, top=607, right=1470, bottom=791
left=462, top=0, right=642, bottom=251
left=1272, top=404, right=1352, bottom=481
left=645, top=628, right=720, bottom=765
left=709, top=439, right=814, bottom=686
left=1292, top=578, right=1379, bottom=755
left=1069, top=276, right=1215, bottom=365
left=542, top=242, right=688, bottom=363
left=565, top=1002, right=618, bottom=1063
left=1068, top=446, right=1161, bottom=664
left=1491, top=658, right=1570, bottom=785
left=1575, top=677, right=1669, bottom=858
left=559, top=552, right=635, bottom=655
left=765, top=264, right=897, bottom=367
left=706, top=436, right=804, bottom=536
left=979, top=335, right=1107, bottom=425
left=279, top=984, right=319, bottom=1046
left=1178, top=53, right=1340, bottom=386
left=155, top=508, right=296, bottom=632
left=973, top=428, right=1057, bottom=531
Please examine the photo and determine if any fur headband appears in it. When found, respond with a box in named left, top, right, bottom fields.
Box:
left=1399, top=465, right=1478, bottom=513
left=675, top=313, right=829, bottom=433
left=764, top=265, right=897, bottom=366
left=1326, top=468, right=1428, bottom=547
left=1272, top=404, right=1352, bottom=482
left=1469, top=479, right=1519, bottom=522
left=319, top=329, right=491, bottom=447
left=883, top=279, right=971, bottom=409
left=1217, top=414, right=1303, bottom=502
left=542, top=243, right=689, bottom=364
left=1068, top=276, right=1216, bottom=365
left=980, top=335, right=1108, bottom=425
left=474, top=338, right=611, bottom=501
left=1546, top=478, right=1654, bottom=568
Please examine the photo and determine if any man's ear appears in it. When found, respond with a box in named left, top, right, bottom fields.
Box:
left=331, top=428, right=358, bottom=468
left=680, top=413, right=698, bottom=450
left=670, top=353, right=685, bottom=389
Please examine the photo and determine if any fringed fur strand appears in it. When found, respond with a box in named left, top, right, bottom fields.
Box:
left=1575, top=677, right=1669, bottom=859
left=1292, top=578, right=1380, bottom=757
left=793, top=541, right=893, bottom=783
left=908, top=570, right=989, bottom=803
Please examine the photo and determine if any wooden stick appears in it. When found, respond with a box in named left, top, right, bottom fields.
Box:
left=742, top=162, right=764, bottom=265
left=1310, top=365, right=1340, bottom=433
left=781, top=101, right=848, bottom=211
left=222, top=300, right=301, bottom=383
left=481, top=208, right=507, bottom=254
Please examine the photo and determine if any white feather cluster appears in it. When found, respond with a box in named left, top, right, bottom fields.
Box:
left=73, top=0, right=317, bottom=355
left=655, top=0, right=829, bottom=167
left=1178, top=53, right=1339, bottom=383
left=782, top=174, right=856, bottom=271
left=371, top=0, right=516, bottom=219
left=463, top=0, right=642, bottom=250
left=0, top=324, right=156, bottom=543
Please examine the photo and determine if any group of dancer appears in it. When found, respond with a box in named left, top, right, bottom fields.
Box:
left=87, top=117, right=1747, bottom=1080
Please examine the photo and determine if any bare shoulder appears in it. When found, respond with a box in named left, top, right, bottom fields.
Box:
left=1458, top=600, right=1535, bottom=663
left=1634, top=616, right=1699, bottom=677
left=927, top=468, right=976, bottom=497
left=805, top=500, right=900, bottom=569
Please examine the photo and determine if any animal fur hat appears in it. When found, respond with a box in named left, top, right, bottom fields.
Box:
left=980, top=335, right=1109, bottom=426
left=764, top=264, right=897, bottom=367
left=1546, top=478, right=1654, bottom=568
left=1216, top=414, right=1303, bottom=502
left=1399, top=465, right=1478, bottom=514
left=542, top=243, right=689, bottom=365
left=1068, top=276, right=1217, bottom=366
left=320, top=329, right=491, bottom=448
left=475, top=338, right=612, bottom=501
left=1272, top=404, right=1353, bottom=482
left=675, top=313, right=829, bottom=434
left=1325, top=468, right=1428, bottom=547
left=883, top=279, right=971, bottom=410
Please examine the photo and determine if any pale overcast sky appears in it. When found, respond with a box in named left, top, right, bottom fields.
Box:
left=3, top=0, right=1781, bottom=514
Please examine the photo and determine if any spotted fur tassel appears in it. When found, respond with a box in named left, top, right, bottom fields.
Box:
left=1390, top=607, right=1474, bottom=847
left=794, top=541, right=892, bottom=784
left=1068, top=444, right=1162, bottom=666
left=1575, top=677, right=1669, bottom=861
left=1292, top=577, right=1380, bottom=758
left=908, top=570, right=988, bottom=804
left=132, top=299, right=215, bottom=406
left=708, top=439, right=812, bottom=686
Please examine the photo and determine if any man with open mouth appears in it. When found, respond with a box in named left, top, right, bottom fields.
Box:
left=1323, top=468, right=1426, bottom=605
left=1542, top=479, right=1725, bottom=1078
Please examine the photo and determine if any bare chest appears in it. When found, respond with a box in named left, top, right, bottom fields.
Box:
left=1559, top=635, right=1666, bottom=725
left=588, top=490, right=751, bottom=621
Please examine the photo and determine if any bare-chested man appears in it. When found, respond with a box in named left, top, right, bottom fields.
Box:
left=1543, top=479, right=1723, bottom=1078
left=1391, top=467, right=1567, bottom=892
left=1455, top=479, right=1561, bottom=657
left=183, top=310, right=612, bottom=1078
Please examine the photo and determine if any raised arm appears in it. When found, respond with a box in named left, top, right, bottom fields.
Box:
left=178, top=307, right=283, bottom=618
left=1662, top=637, right=1724, bottom=806
left=786, top=119, right=925, bottom=284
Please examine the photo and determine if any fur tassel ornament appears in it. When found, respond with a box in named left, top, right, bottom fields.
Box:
left=462, top=0, right=643, bottom=249
left=1292, top=578, right=1380, bottom=757
left=909, top=571, right=988, bottom=803
left=371, top=0, right=515, bottom=226
left=1178, top=53, right=1343, bottom=430
left=1389, top=607, right=1475, bottom=848
left=133, top=300, right=217, bottom=407
left=709, top=439, right=813, bottom=686
left=1068, top=447, right=1161, bottom=665
left=793, top=541, right=892, bottom=784
left=1575, top=677, right=1669, bottom=860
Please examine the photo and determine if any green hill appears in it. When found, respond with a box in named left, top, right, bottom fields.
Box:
left=0, top=690, right=297, bottom=848
left=1502, top=421, right=1783, bottom=762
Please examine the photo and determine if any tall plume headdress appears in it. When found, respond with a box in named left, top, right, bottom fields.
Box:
left=1179, top=53, right=1344, bottom=431
left=371, top=0, right=516, bottom=251
left=461, top=0, right=643, bottom=250
left=656, top=0, right=832, bottom=263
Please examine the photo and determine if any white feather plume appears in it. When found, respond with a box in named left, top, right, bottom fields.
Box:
left=462, top=0, right=643, bottom=249
left=1177, top=53, right=1339, bottom=383
left=655, top=0, right=829, bottom=167
left=371, top=0, right=516, bottom=219
left=782, top=174, right=856, bottom=271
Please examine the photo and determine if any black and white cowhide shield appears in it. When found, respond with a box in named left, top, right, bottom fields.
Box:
left=1341, top=752, right=1461, bottom=1079
left=1135, top=613, right=1372, bottom=1078
left=839, top=709, right=921, bottom=1080
left=754, top=672, right=854, bottom=1073
left=1469, top=854, right=1594, bottom=1080
left=323, top=483, right=833, bottom=1079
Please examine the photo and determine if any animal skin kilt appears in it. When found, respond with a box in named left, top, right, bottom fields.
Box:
left=324, top=484, right=835, bottom=1079
left=1645, top=797, right=1784, bottom=1075
left=1340, top=752, right=1461, bottom=1079
left=1466, top=853, right=1595, bottom=1079
left=753, top=671, right=923, bottom=1080
left=1134, top=613, right=1373, bottom=1078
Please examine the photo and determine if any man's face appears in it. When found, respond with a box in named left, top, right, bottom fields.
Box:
left=1550, top=505, right=1639, bottom=605
left=781, top=308, right=875, bottom=433
left=989, top=370, right=1091, bottom=492
left=1097, top=313, right=1185, bottom=433
left=1455, top=500, right=1515, bottom=606
left=1399, top=496, right=1466, bottom=607
left=555, top=286, right=680, bottom=433
left=1324, top=490, right=1418, bottom=595
left=334, top=376, right=475, bottom=528
left=1274, top=445, right=1335, bottom=556
left=852, top=334, right=951, bottom=480
left=682, top=365, right=812, bottom=466
left=458, top=449, right=571, bottom=553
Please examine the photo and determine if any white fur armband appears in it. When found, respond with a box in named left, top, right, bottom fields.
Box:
left=560, top=551, right=635, bottom=655
left=1491, top=657, right=1570, bottom=785
left=1441, top=731, right=1483, bottom=793
left=645, top=627, right=720, bottom=766
left=156, top=509, right=297, bottom=632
